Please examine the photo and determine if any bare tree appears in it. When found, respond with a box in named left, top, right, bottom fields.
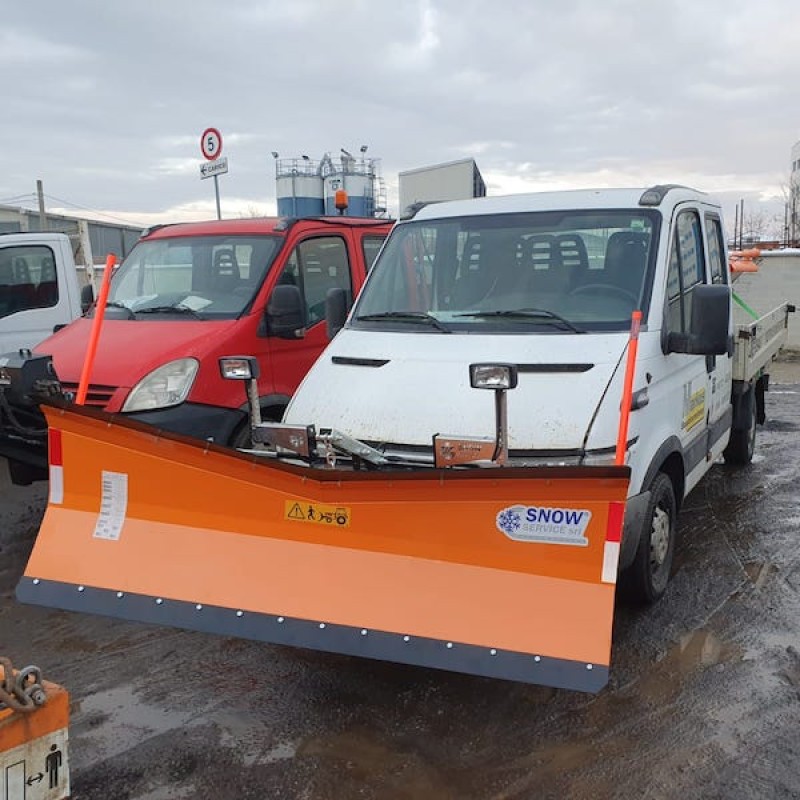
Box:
left=774, top=178, right=795, bottom=245
left=741, top=207, right=769, bottom=242
left=239, top=204, right=268, bottom=219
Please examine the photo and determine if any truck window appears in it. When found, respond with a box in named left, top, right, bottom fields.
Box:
left=0, top=245, right=59, bottom=319
left=362, top=235, right=387, bottom=271
left=667, top=210, right=706, bottom=333
left=356, top=211, right=659, bottom=332
left=277, top=236, right=352, bottom=326
left=705, top=215, right=727, bottom=285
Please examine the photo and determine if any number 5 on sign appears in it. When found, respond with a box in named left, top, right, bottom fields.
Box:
left=200, top=127, right=223, bottom=160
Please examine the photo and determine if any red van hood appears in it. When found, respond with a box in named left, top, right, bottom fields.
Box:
left=35, top=318, right=236, bottom=388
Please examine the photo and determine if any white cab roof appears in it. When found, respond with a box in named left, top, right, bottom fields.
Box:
left=411, top=186, right=720, bottom=221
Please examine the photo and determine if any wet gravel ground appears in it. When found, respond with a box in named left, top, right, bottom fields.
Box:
left=2, top=362, right=799, bottom=799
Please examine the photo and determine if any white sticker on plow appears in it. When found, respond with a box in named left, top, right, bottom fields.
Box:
left=496, top=505, right=591, bottom=546
left=93, top=470, right=128, bottom=541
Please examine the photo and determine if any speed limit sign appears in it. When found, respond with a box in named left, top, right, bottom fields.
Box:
left=200, top=127, right=223, bottom=161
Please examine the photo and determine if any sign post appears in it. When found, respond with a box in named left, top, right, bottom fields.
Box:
left=200, top=127, right=224, bottom=220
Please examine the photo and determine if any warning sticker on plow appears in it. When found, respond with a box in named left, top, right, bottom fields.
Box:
left=18, top=404, right=631, bottom=694
left=285, top=501, right=350, bottom=527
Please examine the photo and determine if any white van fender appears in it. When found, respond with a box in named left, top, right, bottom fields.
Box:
left=619, top=435, right=685, bottom=571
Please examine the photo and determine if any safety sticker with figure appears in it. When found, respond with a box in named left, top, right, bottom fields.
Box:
left=285, top=501, right=350, bottom=527
left=0, top=727, right=69, bottom=800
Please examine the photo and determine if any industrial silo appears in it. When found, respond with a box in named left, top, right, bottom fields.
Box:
left=275, top=158, right=324, bottom=217
left=323, top=155, right=378, bottom=217
left=274, top=152, right=386, bottom=217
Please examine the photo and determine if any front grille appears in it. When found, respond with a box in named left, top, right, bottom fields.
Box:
left=59, top=382, right=117, bottom=409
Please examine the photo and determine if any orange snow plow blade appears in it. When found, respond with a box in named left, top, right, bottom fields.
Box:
left=18, top=403, right=630, bottom=693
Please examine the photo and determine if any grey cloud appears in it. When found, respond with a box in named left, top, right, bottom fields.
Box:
left=0, top=0, right=798, bottom=227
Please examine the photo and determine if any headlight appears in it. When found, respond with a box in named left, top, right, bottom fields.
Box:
left=469, top=363, right=518, bottom=390
left=219, top=356, right=260, bottom=381
left=122, top=358, right=199, bottom=412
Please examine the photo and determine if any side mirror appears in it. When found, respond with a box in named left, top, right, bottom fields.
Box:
left=266, top=284, right=305, bottom=339
left=326, top=287, right=348, bottom=339
left=667, top=284, right=730, bottom=356
left=80, top=283, right=95, bottom=314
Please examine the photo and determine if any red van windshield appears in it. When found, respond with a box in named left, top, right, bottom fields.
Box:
left=108, top=234, right=282, bottom=319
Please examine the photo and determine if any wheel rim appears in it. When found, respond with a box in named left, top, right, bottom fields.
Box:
left=649, top=506, right=671, bottom=572
left=747, top=403, right=757, bottom=458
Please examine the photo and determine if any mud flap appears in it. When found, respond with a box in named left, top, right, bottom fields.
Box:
left=18, top=404, right=630, bottom=693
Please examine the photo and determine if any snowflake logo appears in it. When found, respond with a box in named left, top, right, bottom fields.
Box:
left=497, top=508, right=521, bottom=534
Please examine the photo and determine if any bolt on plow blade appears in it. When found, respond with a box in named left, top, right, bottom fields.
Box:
left=19, top=404, right=630, bottom=693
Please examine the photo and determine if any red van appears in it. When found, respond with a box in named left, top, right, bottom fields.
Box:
left=34, top=216, right=392, bottom=447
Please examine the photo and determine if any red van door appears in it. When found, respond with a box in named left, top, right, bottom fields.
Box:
left=266, top=230, right=363, bottom=399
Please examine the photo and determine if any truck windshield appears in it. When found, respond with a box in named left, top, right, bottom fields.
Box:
left=353, top=210, right=660, bottom=333
left=106, top=235, right=282, bottom=319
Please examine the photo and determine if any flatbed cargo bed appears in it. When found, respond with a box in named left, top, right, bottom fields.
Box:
left=733, top=302, right=793, bottom=382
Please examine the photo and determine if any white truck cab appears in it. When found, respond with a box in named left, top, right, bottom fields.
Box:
left=280, top=186, right=788, bottom=601
left=0, top=232, right=87, bottom=353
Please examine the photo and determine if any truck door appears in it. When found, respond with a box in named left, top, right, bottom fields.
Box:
left=266, top=233, right=356, bottom=398
left=663, top=207, right=714, bottom=491
left=703, top=212, right=734, bottom=453
left=0, top=242, right=66, bottom=353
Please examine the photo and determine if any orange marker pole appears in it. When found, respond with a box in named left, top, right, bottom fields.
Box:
left=76, top=253, right=116, bottom=405
left=615, top=310, right=642, bottom=466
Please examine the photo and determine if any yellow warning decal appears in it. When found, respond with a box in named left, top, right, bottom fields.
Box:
left=682, top=386, right=706, bottom=431
left=285, top=501, right=351, bottom=527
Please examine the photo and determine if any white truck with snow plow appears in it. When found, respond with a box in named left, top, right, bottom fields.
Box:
left=273, top=185, right=791, bottom=601
left=12, top=185, right=792, bottom=693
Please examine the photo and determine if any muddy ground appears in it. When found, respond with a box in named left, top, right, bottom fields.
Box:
left=2, top=362, right=799, bottom=799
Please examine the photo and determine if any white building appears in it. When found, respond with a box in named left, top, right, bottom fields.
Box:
left=791, top=140, right=800, bottom=242
left=0, top=203, right=142, bottom=267
left=398, top=159, right=486, bottom=216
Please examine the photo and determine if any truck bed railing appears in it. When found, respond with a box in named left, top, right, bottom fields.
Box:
left=733, top=302, right=794, bottom=382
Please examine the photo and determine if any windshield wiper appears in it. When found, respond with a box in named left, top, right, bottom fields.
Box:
left=355, top=311, right=452, bottom=333
left=99, top=301, right=135, bottom=319
left=455, top=308, right=585, bottom=333
left=135, top=304, right=204, bottom=319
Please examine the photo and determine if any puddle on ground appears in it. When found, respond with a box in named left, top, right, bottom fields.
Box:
left=479, top=631, right=743, bottom=798
left=634, top=630, right=742, bottom=705
left=673, top=630, right=734, bottom=669
left=74, top=684, right=199, bottom=763
left=215, top=710, right=297, bottom=767
left=743, top=561, right=778, bottom=589
left=262, top=741, right=297, bottom=764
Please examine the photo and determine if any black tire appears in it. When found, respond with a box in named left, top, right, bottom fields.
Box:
left=723, top=387, right=757, bottom=466
left=623, top=472, right=677, bottom=605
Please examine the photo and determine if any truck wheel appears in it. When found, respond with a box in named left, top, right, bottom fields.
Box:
left=624, top=473, right=677, bottom=605
left=723, top=387, right=757, bottom=466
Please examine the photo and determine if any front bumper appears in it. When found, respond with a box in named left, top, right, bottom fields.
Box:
left=126, top=401, right=246, bottom=445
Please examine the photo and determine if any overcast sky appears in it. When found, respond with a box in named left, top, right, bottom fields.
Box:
left=2, top=0, right=799, bottom=233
